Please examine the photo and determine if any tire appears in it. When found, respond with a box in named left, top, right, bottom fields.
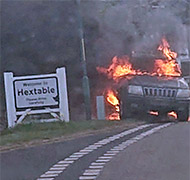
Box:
left=120, top=102, right=132, bottom=120
left=119, top=88, right=133, bottom=120
left=177, top=105, right=189, bottom=122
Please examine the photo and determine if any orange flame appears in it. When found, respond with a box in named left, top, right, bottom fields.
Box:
left=154, top=59, right=181, bottom=77
left=149, top=111, right=159, bottom=116
left=155, top=38, right=181, bottom=77
left=108, top=113, right=120, bottom=120
left=97, top=56, right=136, bottom=81
left=168, top=111, right=177, bottom=119
left=97, top=38, right=181, bottom=81
left=106, top=90, right=120, bottom=120
left=158, top=38, right=177, bottom=60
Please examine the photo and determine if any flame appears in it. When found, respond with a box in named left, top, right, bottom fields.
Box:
left=106, top=90, right=120, bottom=120
left=97, top=56, right=136, bottom=81
left=106, top=89, right=119, bottom=106
left=97, top=38, right=181, bottom=81
left=149, top=111, right=159, bottom=116
left=155, top=38, right=181, bottom=77
left=154, top=59, right=181, bottom=77
left=108, top=113, right=120, bottom=120
left=158, top=38, right=177, bottom=60
left=168, top=111, right=177, bottom=119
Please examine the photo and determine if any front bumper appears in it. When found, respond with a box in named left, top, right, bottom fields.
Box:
left=125, top=95, right=189, bottom=112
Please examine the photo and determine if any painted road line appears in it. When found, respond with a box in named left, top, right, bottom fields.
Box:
left=79, top=176, right=97, bottom=180
left=107, top=150, right=119, bottom=153
left=91, top=163, right=106, bottom=166
left=36, top=124, right=154, bottom=180
left=83, top=172, right=100, bottom=176
left=89, top=166, right=104, bottom=169
left=78, top=123, right=172, bottom=180
left=58, top=160, right=74, bottom=164
left=37, top=178, right=54, bottom=180
left=50, top=167, right=66, bottom=171
left=53, top=164, right=69, bottom=167
left=64, top=157, right=79, bottom=161
left=96, top=159, right=110, bottom=162
left=70, top=154, right=83, bottom=158
left=80, top=149, right=94, bottom=152
left=45, top=171, right=62, bottom=174
left=52, top=166, right=67, bottom=169
left=85, top=170, right=101, bottom=173
left=99, top=156, right=113, bottom=159
left=40, top=174, right=58, bottom=178
left=103, top=153, right=116, bottom=156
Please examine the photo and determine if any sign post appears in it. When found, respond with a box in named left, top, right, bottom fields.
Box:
left=56, top=68, right=69, bottom=122
left=4, top=72, right=17, bottom=127
left=4, top=67, right=69, bottom=128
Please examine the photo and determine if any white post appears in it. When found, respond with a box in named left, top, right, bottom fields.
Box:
left=96, top=96, right=105, bottom=120
left=56, top=67, right=70, bottom=122
left=4, top=72, right=17, bottom=128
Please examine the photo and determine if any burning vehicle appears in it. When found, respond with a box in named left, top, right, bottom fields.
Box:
left=118, top=75, right=189, bottom=121
left=97, top=38, right=190, bottom=121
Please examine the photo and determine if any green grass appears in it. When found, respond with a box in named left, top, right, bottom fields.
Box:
left=0, top=120, right=132, bottom=147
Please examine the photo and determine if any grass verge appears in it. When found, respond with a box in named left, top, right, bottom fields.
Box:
left=0, top=119, right=142, bottom=149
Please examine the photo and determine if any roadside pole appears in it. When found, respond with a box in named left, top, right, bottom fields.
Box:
left=96, top=96, right=105, bottom=120
left=76, top=0, right=91, bottom=120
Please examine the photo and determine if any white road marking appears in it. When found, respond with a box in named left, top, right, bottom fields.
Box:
left=70, top=154, right=83, bottom=158
left=85, top=169, right=101, bottom=173
left=89, top=166, right=104, bottom=169
left=50, top=167, right=66, bottom=171
left=58, top=160, right=74, bottom=164
left=99, top=156, right=113, bottom=159
left=79, top=123, right=172, bottom=180
left=103, top=153, right=116, bottom=156
left=36, top=124, right=154, bottom=180
left=83, top=172, right=100, bottom=176
left=74, top=152, right=89, bottom=155
left=40, top=174, right=58, bottom=178
left=53, top=164, right=68, bottom=168
left=80, top=149, right=94, bottom=152
left=45, top=171, right=62, bottom=174
left=91, top=162, right=106, bottom=166
left=107, top=150, right=119, bottom=153
left=96, top=159, right=110, bottom=162
left=79, top=176, right=97, bottom=180
left=65, top=157, right=79, bottom=161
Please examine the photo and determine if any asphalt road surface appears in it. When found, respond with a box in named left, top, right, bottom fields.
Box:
left=0, top=122, right=189, bottom=180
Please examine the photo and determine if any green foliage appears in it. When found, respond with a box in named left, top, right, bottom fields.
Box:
left=0, top=120, right=123, bottom=146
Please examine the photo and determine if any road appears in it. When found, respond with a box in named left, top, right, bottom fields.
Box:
left=0, top=122, right=189, bottom=180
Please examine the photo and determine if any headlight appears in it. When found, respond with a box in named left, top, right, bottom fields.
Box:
left=128, top=85, right=143, bottom=95
left=176, top=89, right=190, bottom=98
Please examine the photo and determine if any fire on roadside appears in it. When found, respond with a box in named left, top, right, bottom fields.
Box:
left=97, top=38, right=181, bottom=82
left=97, top=38, right=182, bottom=120
left=155, top=38, right=181, bottom=77
left=106, top=90, right=120, bottom=120
left=97, top=56, right=136, bottom=81
left=149, top=111, right=159, bottom=116
left=167, top=111, right=178, bottom=119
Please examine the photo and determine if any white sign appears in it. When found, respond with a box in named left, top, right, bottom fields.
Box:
left=4, top=67, right=70, bottom=128
left=14, top=77, right=59, bottom=108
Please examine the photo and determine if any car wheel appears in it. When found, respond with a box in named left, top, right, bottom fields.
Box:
left=120, top=102, right=132, bottom=120
left=177, top=105, right=189, bottom=122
